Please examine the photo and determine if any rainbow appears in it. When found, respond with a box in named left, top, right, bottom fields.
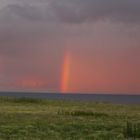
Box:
left=61, top=51, right=70, bottom=93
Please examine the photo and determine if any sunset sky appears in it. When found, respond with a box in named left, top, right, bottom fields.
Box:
left=0, top=0, right=140, bottom=94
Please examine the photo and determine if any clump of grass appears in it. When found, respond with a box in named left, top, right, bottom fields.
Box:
left=12, top=97, right=43, bottom=104
left=0, top=97, right=43, bottom=104
left=58, top=110, right=108, bottom=117
left=123, top=121, right=140, bottom=139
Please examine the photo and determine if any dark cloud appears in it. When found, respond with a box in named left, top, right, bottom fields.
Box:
left=3, top=4, right=54, bottom=22
left=52, top=0, right=140, bottom=24
left=1, top=0, right=140, bottom=24
left=0, top=0, right=140, bottom=58
left=6, top=4, right=44, bottom=21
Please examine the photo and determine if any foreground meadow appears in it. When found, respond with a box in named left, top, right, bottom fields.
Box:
left=0, top=97, right=139, bottom=140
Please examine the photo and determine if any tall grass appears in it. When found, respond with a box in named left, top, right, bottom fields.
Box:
left=123, top=121, right=140, bottom=139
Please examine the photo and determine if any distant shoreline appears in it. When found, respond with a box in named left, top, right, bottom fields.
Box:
left=0, top=92, right=139, bottom=104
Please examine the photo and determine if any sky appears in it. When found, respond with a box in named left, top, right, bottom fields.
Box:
left=0, top=0, right=140, bottom=94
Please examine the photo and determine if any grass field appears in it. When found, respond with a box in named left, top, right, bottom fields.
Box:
left=0, top=97, right=139, bottom=140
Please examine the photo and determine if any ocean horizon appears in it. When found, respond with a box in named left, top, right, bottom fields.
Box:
left=0, top=91, right=139, bottom=105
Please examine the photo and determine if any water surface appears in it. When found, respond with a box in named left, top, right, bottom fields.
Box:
left=0, top=92, right=139, bottom=104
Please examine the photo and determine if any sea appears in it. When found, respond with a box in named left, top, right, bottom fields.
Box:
left=0, top=92, right=140, bottom=104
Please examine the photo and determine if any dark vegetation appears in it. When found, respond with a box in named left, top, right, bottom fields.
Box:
left=124, top=122, right=140, bottom=139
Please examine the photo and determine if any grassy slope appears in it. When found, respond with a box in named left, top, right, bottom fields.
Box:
left=0, top=97, right=139, bottom=140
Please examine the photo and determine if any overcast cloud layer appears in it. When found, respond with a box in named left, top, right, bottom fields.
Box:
left=0, top=0, right=140, bottom=93
left=1, top=0, right=140, bottom=23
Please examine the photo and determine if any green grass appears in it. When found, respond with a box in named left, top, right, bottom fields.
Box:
left=0, top=97, right=139, bottom=140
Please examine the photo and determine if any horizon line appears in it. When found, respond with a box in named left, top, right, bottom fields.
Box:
left=0, top=90, right=140, bottom=96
